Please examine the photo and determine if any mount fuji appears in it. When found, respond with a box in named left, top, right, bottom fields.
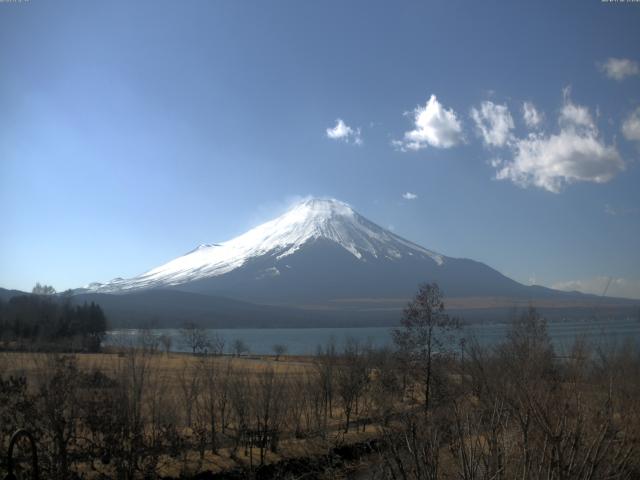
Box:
left=74, top=198, right=635, bottom=327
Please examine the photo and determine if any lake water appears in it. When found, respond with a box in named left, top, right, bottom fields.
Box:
left=104, top=318, right=640, bottom=355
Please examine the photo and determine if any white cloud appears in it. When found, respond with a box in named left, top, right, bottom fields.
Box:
left=553, top=276, right=640, bottom=300
left=522, top=101, right=543, bottom=128
left=599, top=57, right=640, bottom=81
left=402, top=192, right=418, bottom=200
left=470, top=101, right=514, bottom=147
left=488, top=158, right=503, bottom=168
left=326, top=119, right=362, bottom=145
left=559, top=100, right=595, bottom=131
left=494, top=96, right=624, bottom=193
left=395, top=94, right=463, bottom=150
left=621, top=107, right=640, bottom=142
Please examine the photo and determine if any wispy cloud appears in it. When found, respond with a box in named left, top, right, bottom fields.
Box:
left=599, top=57, right=640, bottom=81
left=493, top=92, right=624, bottom=193
left=522, top=101, right=544, bottom=128
left=326, top=119, right=362, bottom=145
left=402, top=192, right=418, bottom=200
left=621, top=107, right=640, bottom=142
left=470, top=101, right=514, bottom=147
left=394, top=94, right=463, bottom=151
left=553, top=276, right=640, bottom=300
left=559, top=93, right=594, bottom=129
left=604, top=203, right=639, bottom=216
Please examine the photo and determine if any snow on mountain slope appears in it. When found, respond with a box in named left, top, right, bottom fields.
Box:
left=86, top=198, right=445, bottom=293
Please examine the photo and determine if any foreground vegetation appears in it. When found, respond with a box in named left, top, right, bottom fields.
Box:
left=0, top=284, right=639, bottom=479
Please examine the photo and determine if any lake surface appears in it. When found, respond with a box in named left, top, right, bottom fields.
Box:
left=104, top=318, right=640, bottom=355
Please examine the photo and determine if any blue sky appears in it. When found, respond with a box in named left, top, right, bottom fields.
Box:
left=1, top=0, right=639, bottom=298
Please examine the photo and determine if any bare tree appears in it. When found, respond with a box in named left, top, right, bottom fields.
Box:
left=296, top=370, right=326, bottom=435
left=377, top=410, right=442, bottom=480
left=139, top=327, right=160, bottom=353
left=229, top=372, right=251, bottom=454
left=392, top=282, right=459, bottom=413
left=34, top=355, right=81, bottom=480
left=315, top=337, right=337, bottom=435
left=251, top=367, right=287, bottom=464
left=158, top=333, right=172, bottom=355
left=284, top=373, right=308, bottom=437
left=369, top=346, right=400, bottom=427
left=216, top=358, right=234, bottom=434
left=335, top=338, right=369, bottom=433
left=114, top=347, right=155, bottom=480
left=180, top=322, right=211, bottom=355
left=195, top=353, right=221, bottom=454
left=272, top=343, right=287, bottom=361
left=232, top=338, right=249, bottom=357
left=177, top=360, right=201, bottom=428
left=210, top=333, right=226, bottom=355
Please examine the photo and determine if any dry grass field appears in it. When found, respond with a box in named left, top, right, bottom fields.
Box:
left=0, top=348, right=386, bottom=478
left=1, top=350, right=314, bottom=382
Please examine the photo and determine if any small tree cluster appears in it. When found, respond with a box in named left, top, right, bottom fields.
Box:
left=0, top=290, right=107, bottom=352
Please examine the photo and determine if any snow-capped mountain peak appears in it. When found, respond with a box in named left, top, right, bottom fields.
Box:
left=86, top=197, right=444, bottom=293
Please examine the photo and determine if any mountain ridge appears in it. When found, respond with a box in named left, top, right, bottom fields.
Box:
left=84, top=198, right=445, bottom=294
left=8, top=196, right=622, bottom=326
left=79, top=198, right=636, bottom=310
